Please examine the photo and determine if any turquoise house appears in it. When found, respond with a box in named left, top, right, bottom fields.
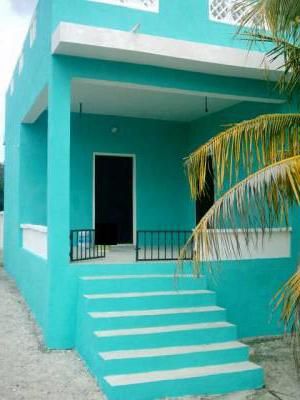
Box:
left=4, top=1, right=299, bottom=399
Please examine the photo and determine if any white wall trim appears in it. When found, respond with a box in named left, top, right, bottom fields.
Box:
left=93, top=152, right=137, bottom=245
left=206, top=228, right=292, bottom=234
left=21, top=224, right=48, bottom=259
left=195, top=228, right=292, bottom=261
left=52, top=22, right=284, bottom=82
left=21, top=224, right=48, bottom=233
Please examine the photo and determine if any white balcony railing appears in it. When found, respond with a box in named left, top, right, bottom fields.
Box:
left=209, top=0, right=249, bottom=26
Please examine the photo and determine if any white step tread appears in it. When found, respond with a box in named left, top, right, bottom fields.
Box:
left=89, top=306, right=224, bottom=319
left=99, top=341, right=247, bottom=360
left=104, top=361, right=261, bottom=387
left=94, top=321, right=234, bottom=337
left=81, top=274, right=198, bottom=280
left=85, top=290, right=213, bottom=300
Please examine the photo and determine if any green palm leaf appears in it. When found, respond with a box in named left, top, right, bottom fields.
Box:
left=186, top=113, right=300, bottom=199
left=182, top=155, right=300, bottom=272
left=234, top=0, right=300, bottom=94
left=274, top=268, right=300, bottom=371
left=235, top=0, right=300, bottom=34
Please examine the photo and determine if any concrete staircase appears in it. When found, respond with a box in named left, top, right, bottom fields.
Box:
left=75, top=263, right=263, bottom=400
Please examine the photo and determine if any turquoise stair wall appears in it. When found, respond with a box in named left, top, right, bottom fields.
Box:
left=75, top=263, right=264, bottom=400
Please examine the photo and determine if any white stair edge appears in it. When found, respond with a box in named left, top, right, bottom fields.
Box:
left=104, top=361, right=262, bottom=386
left=94, top=321, right=234, bottom=338
left=89, top=306, right=224, bottom=319
left=84, top=290, right=213, bottom=300
left=99, top=341, right=248, bottom=360
left=81, top=274, right=200, bottom=280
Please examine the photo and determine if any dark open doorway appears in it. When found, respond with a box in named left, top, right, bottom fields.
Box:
left=94, top=155, right=134, bottom=245
left=196, top=156, right=214, bottom=224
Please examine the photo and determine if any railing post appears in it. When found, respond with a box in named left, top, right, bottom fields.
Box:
left=69, top=228, right=106, bottom=262
left=136, top=231, right=139, bottom=261
left=69, top=231, right=73, bottom=262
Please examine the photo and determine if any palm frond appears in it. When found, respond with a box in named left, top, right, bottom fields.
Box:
left=274, top=268, right=300, bottom=371
left=234, top=1, right=300, bottom=95
left=181, top=155, right=300, bottom=274
left=186, top=113, right=300, bottom=199
left=252, top=32, right=300, bottom=94
left=235, top=0, right=300, bottom=36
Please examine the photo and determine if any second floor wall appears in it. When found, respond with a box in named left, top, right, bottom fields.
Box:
left=52, top=0, right=256, bottom=50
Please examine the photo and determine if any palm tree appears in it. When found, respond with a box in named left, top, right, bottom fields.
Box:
left=184, top=0, right=300, bottom=366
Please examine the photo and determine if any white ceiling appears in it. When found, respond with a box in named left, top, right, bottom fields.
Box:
left=71, top=79, right=240, bottom=122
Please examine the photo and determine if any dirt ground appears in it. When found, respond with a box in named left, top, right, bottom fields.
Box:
left=0, top=265, right=299, bottom=400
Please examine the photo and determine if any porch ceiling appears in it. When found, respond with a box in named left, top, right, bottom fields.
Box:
left=71, top=79, right=241, bottom=122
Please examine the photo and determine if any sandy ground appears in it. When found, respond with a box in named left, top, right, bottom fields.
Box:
left=0, top=264, right=299, bottom=400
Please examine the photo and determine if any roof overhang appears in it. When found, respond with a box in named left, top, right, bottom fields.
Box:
left=52, top=22, right=283, bottom=81
left=22, top=86, right=48, bottom=124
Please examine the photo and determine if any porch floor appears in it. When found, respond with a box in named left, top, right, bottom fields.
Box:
left=73, top=245, right=135, bottom=264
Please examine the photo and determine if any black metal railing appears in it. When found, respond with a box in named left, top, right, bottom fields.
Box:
left=136, top=230, right=193, bottom=262
left=70, top=229, right=106, bottom=262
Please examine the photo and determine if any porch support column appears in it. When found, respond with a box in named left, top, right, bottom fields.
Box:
left=46, top=60, right=72, bottom=348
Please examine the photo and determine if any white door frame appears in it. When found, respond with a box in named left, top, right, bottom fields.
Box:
left=93, top=152, right=137, bottom=245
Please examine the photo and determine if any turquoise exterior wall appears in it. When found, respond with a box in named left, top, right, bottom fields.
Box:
left=189, top=101, right=288, bottom=151
left=20, top=112, right=48, bottom=226
left=70, top=114, right=193, bottom=231
left=4, top=0, right=51, bottom=336
left=52, top=0, right=260, bottom=50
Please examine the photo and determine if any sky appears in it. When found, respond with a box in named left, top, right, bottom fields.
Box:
left=0, top=0, right=37, bottom=162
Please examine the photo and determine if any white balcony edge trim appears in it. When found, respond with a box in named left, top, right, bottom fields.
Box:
left=52, top=22, right=284, bottom=83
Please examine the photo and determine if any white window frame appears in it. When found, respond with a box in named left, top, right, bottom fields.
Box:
left=10, top=79, right=14, bottom=96
left=18, top=53, right=24, bottom=75
left=29, top=16, right=37, bottom=47
left=88, top=0, right=159, bottom=13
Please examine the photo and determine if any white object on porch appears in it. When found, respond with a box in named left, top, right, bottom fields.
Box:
left=21, top=224, right=48, bottom=259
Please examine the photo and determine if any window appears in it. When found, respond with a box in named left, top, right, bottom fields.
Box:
left=18, top=53, right=24, bottom=75
left=10, top=79, right=14, bottom=96
left=29, top=17, right=37, bottom=47
left=88, top=0, right=159, bottom=13
left=209, top=0, right=249, bottom=25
